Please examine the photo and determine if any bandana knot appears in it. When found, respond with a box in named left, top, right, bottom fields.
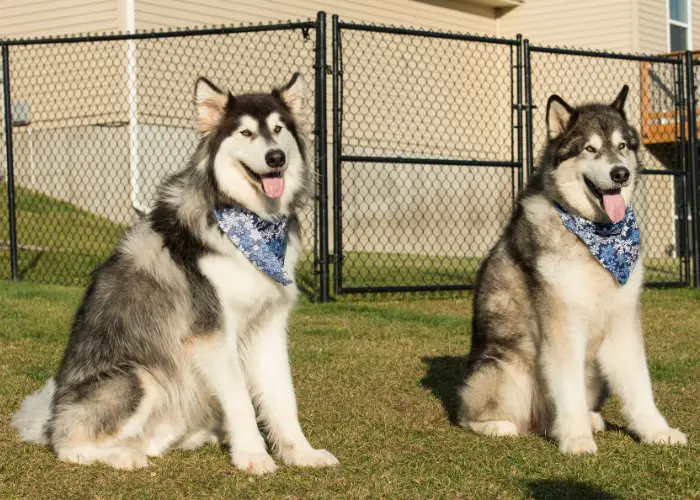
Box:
left=214, top=205, right=292, bottom=285
left=554, top=203, right=641, bottom=285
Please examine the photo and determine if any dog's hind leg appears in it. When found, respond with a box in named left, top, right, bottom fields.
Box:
left=175, top=429, right=219, bottom=450
left=50, top=368, right=162, bottom=470
left=142, top=417, right=187, bottom=457
left=459, top=360, right=533, bottom=437
left=467, top=420, right=519, bottom=437
left=241, top=308, right=338, bottom=468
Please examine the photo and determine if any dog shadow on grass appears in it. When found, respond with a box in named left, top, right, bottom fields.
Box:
left=526, top=479, right=619, bottom=500
left=419, top=355, right=466, bottom=425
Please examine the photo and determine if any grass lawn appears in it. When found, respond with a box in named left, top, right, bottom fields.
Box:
left=0, top=281, right=698, bottom=498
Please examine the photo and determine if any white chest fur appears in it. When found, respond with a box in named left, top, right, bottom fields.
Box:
left=198, top=227, right=300, bottom=318
left=536, top=227, right=644, bottom=347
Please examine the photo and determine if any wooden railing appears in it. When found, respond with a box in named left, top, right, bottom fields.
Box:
left=640, top=50, right=700, bottom=145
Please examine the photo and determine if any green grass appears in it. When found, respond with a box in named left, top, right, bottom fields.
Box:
left=0, top=281, right=698, bottom=498
left=0, top=184, right=125, bottom=284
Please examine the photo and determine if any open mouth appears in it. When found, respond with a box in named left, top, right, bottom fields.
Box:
left=240, top=162, right=285, bottom=199
left=584, top=177, right=625, bottom=223
left=584, top=177, right=620, bottom=201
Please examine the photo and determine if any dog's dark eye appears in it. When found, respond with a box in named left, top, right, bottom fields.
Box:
left=273, top=125, right=283, bottom=134
left=241, top=130, right=252, bottom=137
left=619, top=142, right=626, bottom=150
left=585, top=146, right=596, bottom=153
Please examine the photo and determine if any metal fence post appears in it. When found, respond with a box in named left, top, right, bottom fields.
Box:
left=676, top=54, right=690, bottom=285
left=685, top=50, right=699, bottom=288
left=315, top=11, right=329, bottom=302
left=515, top=34, right=523, bottom=192
left=2, top=44, right=19, bottom=281
left=523, top=39, right=534, bottom=179
left=331, top=14, right=343, bottom=296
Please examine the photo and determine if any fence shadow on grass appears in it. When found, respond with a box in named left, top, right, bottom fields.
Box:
left=526, top=479, right=619, bottom=500
left=419, top=355, right=467, bottom=425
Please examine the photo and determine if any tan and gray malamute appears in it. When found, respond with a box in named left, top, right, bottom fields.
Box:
left=11, top=74, right=338, bottom=473
left=459, top=86, right=687, bottom=454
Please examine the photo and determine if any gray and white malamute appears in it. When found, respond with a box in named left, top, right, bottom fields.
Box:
left=11, top=74, right=338, bottom=473
left=459, top=86, right=687, bottom=454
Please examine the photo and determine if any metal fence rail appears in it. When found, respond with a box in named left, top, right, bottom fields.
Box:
left=1, top=13, right=699, bottom=300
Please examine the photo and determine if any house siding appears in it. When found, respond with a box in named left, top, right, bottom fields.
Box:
left=498, top=0, right=634, bottom=51
left=638, top=0, right=667, bottom=53
left=693, top=0, right=700, bottom=49
left=134, top=0, right=496, bottom=34
left=0, top=0, right=120, bottom=38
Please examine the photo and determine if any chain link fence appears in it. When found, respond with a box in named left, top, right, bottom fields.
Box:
left=1, top=14, right=698, bottom=299
left=0, top=19, right=323, bottom=298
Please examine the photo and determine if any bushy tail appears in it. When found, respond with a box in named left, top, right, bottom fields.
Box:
left=11, top=378, right=55, bottom=445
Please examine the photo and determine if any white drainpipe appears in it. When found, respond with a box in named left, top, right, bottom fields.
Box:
left=126, top=0, right=147, bottom=216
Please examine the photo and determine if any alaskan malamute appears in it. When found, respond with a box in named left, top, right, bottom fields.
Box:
left=11, top=74, right=339, bottom=473
left=459, top=86, right=687, bottom=454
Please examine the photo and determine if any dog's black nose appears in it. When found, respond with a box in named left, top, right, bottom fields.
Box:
left=610, top=166, right=630, bottom=184
left=265, top=149, right=286, bottom=169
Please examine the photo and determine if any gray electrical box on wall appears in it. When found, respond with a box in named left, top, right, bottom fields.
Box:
left=12, top=101, right=31, bottom=126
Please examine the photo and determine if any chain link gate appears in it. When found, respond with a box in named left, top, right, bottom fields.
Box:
left=0, top=14, right=328, bottom=300
left=525, top=45, right=692, bottom=287
left=330, top=17, right=524, bottom=295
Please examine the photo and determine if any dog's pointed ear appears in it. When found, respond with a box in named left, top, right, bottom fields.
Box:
left=278, top=72, right=306, bottom=116
left=195, top=77, right=231, bottom=135
left=611, top=85, right=629, bottom=116
left=547, top=94, right=574, bottom=139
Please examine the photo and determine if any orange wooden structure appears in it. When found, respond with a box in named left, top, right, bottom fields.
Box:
left=640, top=50, right=700, bottom=145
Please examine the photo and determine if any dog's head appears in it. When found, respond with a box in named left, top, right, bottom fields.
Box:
left=194, top=73, right=311, bottom=217
left=543, top=85, right=640, bottom=223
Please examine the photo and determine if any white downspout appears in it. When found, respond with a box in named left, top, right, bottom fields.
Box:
left=126, top=0, right=146, bottom=216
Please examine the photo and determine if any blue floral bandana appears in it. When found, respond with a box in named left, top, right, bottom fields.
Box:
left=214, top=206, right=292, bottom=285
left=553, top=203, right=641, bottom=285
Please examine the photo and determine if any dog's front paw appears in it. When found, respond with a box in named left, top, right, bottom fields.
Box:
left=640, top=428, right=687, bottom=446
left=559, top=435, right=597, bottom=455
left=232, top=450, right=278, bottom=475
left=281, top=445, right=339, bottom=468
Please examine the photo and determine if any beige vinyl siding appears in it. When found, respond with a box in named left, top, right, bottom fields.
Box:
left=637, top=0, right=667, bottom=53
left=135, top=0, right=496, bottom=34
left=0, top=0, right=120, bottom=38
left=498, top=0, right=633, bottom=51
left=636, top=0, right=676, bottom=54
left=693, top=0, right=700, bottom=49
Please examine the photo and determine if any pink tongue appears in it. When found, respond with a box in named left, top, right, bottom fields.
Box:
left=603, top=193, right=626, bottom=223
left=262, top=177, right=285, bottom=198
